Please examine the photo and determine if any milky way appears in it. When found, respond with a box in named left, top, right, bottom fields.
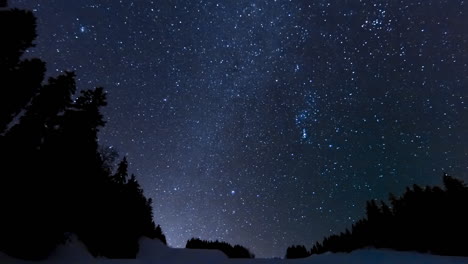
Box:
left=13, top=0, right=468, bottom=257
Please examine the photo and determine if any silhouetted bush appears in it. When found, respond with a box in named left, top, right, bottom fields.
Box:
left=290, top=174, right=468, bottom=257
left=186, top=238, right=255, bottom=258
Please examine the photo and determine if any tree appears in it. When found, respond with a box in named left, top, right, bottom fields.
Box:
left=0, top=4, right=166, bottom=260
left=0, top=7, right=45, bottom=133
left=296, top=174, right=468, bottom=257
left=186, top=238, right=255, bottom=258
left=113, top=157, right=129, bottom=184
left=151, top=225, right=167, bottom=245
left=285, top=245, right=310, bottom=259
left=0, top=5, right=68, bottom=260
left=99, top=145, right=119, bottom=174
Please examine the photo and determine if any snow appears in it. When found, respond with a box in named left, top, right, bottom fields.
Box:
left=1, top=237, right=467, bottom=264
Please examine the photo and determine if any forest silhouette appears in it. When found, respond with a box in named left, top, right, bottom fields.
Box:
left=0, top=4, right=165, bottom=260
left=186, top=238, right=255, bottom=258
left=286, top=174, right=468, bottom=258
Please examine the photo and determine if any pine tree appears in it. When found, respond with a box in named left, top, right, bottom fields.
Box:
left=0, top=7, right=45, bottom=133
left=285, top=245, right=309, bottom=259
left=113, top=157, right=129, bottom=184
left=0, top=6, right=81, bottom=259
left=293, top=174, right=468, bottom=257
left=1, top=4, right=167, bottom=260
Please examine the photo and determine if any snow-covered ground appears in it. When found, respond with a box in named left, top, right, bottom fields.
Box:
left=1, top=237, right=467, bottom=264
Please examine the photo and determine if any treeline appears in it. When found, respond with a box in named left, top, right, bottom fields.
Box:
left=286, top=174, right=468, bottom=258
left=186, top=238, right=255, bottom=258
left=285, top=245, right=310, bottom=259
left=0, top=5, right=165, bottom=260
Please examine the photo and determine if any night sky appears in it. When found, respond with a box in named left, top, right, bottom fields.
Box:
left=13, top=0, right=468, bottom=258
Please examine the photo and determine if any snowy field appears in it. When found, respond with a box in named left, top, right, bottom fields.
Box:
left=1, top=237, right=467, bottom=264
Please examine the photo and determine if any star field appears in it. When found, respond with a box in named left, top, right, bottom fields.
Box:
left=13, top=0, right=468, bottom=258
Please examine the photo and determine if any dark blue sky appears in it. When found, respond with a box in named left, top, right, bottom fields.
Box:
left=13, top=0, right=468, bottom=257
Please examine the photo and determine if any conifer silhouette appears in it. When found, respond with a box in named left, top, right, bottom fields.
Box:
left=297, top=174, right=468, bottom=257
left=0, top=4, right=166, bottom=260
left=186, top=238, right=255, bottom=258
left=285, top=245, right=310, bottom=259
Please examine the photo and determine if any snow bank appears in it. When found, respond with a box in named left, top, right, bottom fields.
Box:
left=227, top=249, right=468, bottom=264
left=0, top=236, right=228, bottom=264
left=298, top=250, right=468, bottom=264
left=1, top=237, right=467, bottom=264
left=137, top=237, right=228, bottom=264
